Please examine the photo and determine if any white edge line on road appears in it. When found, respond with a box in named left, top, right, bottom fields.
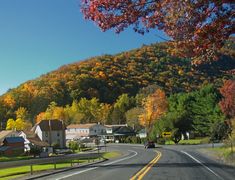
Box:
left=103, top=150, right=138, bottom=166
left=181, top=151, right=224, bottom=180
left=56, top=150, right=138, bottom=180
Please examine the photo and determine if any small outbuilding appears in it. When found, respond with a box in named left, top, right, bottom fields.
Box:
left=0, top=137, right=24, bottom=156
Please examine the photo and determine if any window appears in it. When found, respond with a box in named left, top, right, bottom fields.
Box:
left=57, top=132, right=60, bottom=137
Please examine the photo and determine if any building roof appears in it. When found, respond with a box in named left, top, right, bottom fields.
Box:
left=21, top=131, right=50, bottom=147
left=21, top=131, right=37, bottom=138
left=105, top=124, right=128, bottom=128
left=0, top=130, right=18, bottom=142
left=138, top=129, right=147, bottom=134
left=113, top=126, right=136, bottom=136
left=67, top=123, right=97, bottom=129
left=4, top=137, right=24, bottom=143
left=32, top=119, right=66, bottom=131
left=0, top=146, right=9, bottom=151
left=28, top=138, right=50, bottom=147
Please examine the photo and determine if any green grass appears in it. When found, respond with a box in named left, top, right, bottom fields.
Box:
left=0, top=174, right=24, bottom=180
left=74, top=147, right=94, bottom=153
left=208, top=146, right=234, bottom=159
left=0, top=155, right=33, bottom=162
left=0, top=151, right=120, bottom=180
left=165, top=138, right=209, bottom=145
left=0, top=159, right=89, bottom=179
left=102, top=151, right=121, bottom=159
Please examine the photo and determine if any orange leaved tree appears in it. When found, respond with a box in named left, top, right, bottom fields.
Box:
left=139, top=88, right=168, bottom=137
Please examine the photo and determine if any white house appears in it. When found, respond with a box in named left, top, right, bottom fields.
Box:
left=103, top=124, right=136, bottom=142
left=66, top=123, right=106, bottom=140
left=32, top=120, right=66, bottom=148
left=137, top=129, right=147, bottom=139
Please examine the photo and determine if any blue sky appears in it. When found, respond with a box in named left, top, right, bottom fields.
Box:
left=0, top=0, right=168, bottom=95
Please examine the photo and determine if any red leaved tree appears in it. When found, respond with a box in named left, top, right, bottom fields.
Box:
left=81, top=0, right=234, bottom=64
left=219, top=80, right=235, bottom=119
left=219, top=80, right=235, bottom=151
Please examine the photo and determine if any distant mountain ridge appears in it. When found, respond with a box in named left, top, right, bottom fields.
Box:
left=0, top=42, right=234, bottom=123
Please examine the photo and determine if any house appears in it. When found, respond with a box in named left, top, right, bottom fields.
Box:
left=19, top=131, right=50, bottom=152
left=0, top=130, right=19, bottom=146
left=32, top=120, right=66, bottom=148
left=0, top=137, right=24, bottom=156
left=104, top=124, right=136, bottom=142
left=137, top=129, right=147, bottom=139
left=66, top=123, right=106, bottom=140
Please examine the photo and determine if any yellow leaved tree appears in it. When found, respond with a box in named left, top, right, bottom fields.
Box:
left=6, top=107, right=32, bottom=131
left=139, top=89, right=168, bottom=136
left=6, top=118, right=31, bottom=131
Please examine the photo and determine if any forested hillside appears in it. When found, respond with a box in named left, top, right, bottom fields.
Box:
left=0, top=42, right=234, bottom=127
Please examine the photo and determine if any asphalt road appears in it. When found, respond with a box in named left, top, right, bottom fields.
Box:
left=33, top=144, right=235, bottom=180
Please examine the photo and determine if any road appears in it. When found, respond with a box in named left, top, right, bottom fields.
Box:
left=30, top=144, right=235, bottom=180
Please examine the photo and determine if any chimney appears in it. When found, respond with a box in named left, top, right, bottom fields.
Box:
left=49, top=120, right=52, bottom=146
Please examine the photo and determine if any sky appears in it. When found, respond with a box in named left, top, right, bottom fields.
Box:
left=0, top=0, right=168, bottom=95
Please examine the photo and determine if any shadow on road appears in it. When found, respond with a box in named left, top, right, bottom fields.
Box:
left=28, top=161, right=235, bottom=180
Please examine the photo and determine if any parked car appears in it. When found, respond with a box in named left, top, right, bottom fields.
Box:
left=144, top=141, right=155, bottom=148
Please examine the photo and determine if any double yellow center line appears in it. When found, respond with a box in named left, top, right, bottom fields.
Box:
left=130, top=150, right=162, bottom=180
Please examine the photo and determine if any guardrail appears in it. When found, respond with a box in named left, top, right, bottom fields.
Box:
left=0, top=152, right=103, bottom=175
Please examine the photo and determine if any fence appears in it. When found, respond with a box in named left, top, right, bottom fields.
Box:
left=0, top=152, right=102, bottom=175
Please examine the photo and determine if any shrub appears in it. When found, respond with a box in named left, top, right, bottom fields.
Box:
left=68, top=141, right=78, bottom=153
left=156, top=138, right=165, bottom=145
left=30, top=146, right=42, bottom=157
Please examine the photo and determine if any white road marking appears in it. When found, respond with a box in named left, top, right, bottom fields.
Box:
left=181, top=151, right=224, bottom=180
left=103, top=150, right=138, bottom=166
left=56, top=150, right=138, bottom=180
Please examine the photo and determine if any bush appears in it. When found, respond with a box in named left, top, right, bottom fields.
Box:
left=30, top=146, right=42, bottom=157
left=200, top=137, right=210, bottom=144
left=141, top=138, right=147, bottom=144
left=52, top=143, right=60, bottom=149
left=156, top=138, right=165, bottom=145
left=68, top=141, right=78, bottom=153
left=210, top=122, right=231, bottom=142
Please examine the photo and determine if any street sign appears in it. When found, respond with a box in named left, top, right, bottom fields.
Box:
left=162, top=132, right=172, bottom=138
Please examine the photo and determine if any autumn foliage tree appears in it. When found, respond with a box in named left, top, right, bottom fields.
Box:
left=219, top=80, right=235, bottom=143
left=81, top=0, right=234, bottom=64
left=219, top=80, right=235, bottom=119
left=139, top=88, right=168, bottom=134
left=6, top=118, right=31, bottom=131
left=6, top=107, right=32, bottom=130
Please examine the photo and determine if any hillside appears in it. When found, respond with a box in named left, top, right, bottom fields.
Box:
left=0, top=42, right=234, bottom=125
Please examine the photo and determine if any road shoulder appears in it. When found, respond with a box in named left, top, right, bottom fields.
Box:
left=197, top=147, right=235, bottom=167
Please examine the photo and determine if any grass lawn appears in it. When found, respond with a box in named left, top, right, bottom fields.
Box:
left=165, top=137, right=209, bottom=145
left=208, top=146, right=234, bottom=159
left=74, top=147, right=94, bottom=153
left=0, top=156, right=33, bottom=162
left=102, top=151, right=121, bottom=159
left=0, top=151, right=120, bottom=180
